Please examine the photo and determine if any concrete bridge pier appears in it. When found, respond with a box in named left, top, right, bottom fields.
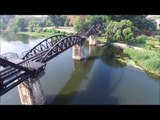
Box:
left=18, top=77, right=46, bottom=105
left=89, top=35, right=97, bottom=46
left=72, top=42, right=85, bottom=61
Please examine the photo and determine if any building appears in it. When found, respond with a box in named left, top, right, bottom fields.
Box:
left=146, top=15, right=160, bottom=29
left=15, top=15, right=48, bottom=19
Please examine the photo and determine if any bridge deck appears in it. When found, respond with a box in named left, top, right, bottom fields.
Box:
left=23, top=61, right=46, bottom=71
left=7, top=58, right=46, bottom=71
left=9, top=58, right=23, bottom=64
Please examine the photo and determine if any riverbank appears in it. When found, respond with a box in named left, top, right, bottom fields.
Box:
left=123, top=48, right=160, bottom=78
left=18, top=31, right=72, bottom=38
left=18, top=27, right=75, bottom=38
left=112, top=42, right=143, bottom=50
left=110, top=42, right=160, bottom=78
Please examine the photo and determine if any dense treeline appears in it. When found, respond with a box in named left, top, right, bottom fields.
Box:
left=1, top=15, right=159, bottom=42
left=0, top=15, right=72, bottom=32
left=73, top=15, right=159, bottom=43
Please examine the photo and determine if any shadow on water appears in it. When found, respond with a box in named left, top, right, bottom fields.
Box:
left=0, top=32, right=33, bottom=44
left=99, top=45, right=126, bottom=68
left=49, top=45, right=97, bottom=105
left=50, top=45, right=124, bottom=105
left=50, top=59, right=95, bottom=105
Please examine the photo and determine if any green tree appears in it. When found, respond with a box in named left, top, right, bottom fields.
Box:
left=0, top=15, right=16, bottom=30
left=109, top=15, right=157, bottom=34
left=8, top=19, right=18, bottom=32
left=73, top=15, right=110, bottom=32
left=73, top=16, right=89, bottom=32
left=28, top=20, right=39, bottom=32
left=47, top=15, right=66, bottom=27
left=64, top=18, right=70, bottom=27
left=16, top=18, right=26, bottom=31
left=0, top=19, right=6, bottom=30
left=86, top=15, right=110, bottom=27
left=8, top=18, right=26, bottom=32
left=106, top=20, right=135, bottom=43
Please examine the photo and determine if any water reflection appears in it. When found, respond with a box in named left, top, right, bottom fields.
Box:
left=0, top=34, right=159, bottom=105
left=51, top=48, right=96, bottom=105
left=0, top=32, right=32, bottom=44
left=101, top=45, right=160, bottom=80
left=100, top=45, right=126, bottom=68
left=18, top=72, right=46, bottom=105
left=68, top=46, right=124, bottom=104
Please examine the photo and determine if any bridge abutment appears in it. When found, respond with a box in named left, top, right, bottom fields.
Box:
left=89, top=35, right=97, bottom=46
left=72, top=44, right=85, bottom=61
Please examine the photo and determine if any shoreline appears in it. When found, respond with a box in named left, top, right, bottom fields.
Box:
left=111, top=43, right=160, bottom=78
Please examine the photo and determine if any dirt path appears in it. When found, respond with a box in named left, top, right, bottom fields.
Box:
left=112, top=42, right=143, bottom=50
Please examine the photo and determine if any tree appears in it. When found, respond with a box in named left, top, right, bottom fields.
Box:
left=8, top=19, right=18, bottom=32
left=0, top=15, right=16, bottom=31
left=28, top=20, right=39, bottom=32
left=106, top=20, right=135, bottom=43
left=47, top=15, right=66, bottom=27
left=73, top=15, right=111, bottom=32
left=73, top=16, right=89, bottom=32
left=109, top=15, right=157, bottom=34
left=64, top=18, right=70, bottom=27
left=8, top=18, right=26, bottom=32
left=0, top=19, right=6, bottom=30
left=16, top=18, right=26, bottom=31
left=86, top=15, right=110, bottom=26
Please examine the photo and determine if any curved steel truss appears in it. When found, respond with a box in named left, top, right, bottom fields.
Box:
left=41, top=35, right=85, bottom=62
left=22, top=22, right=104, bottom=63
left=0, top=22, right=105, bottom=96
left=77, top=22, right=105, bottom=37
left=21, top=22, right=104, bottom=62
left=22, top=35, right=67, bottom=60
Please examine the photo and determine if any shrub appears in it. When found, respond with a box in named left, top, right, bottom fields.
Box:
left=136, top=35, right=148, bottom=43
left=148, top=36, right=159, bottom=41
left=154, top=30, right=160, bottom=35
left=145, top=44, right=155, bottom=50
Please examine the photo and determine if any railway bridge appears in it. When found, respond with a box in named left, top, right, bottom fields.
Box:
left=0, top=23, right=104, bottom=96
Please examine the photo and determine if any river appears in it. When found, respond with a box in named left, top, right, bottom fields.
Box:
left=0, top=32, right=159, bottom=105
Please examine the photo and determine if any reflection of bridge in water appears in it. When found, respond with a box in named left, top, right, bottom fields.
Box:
left=0, top=23, right=104, bottom=96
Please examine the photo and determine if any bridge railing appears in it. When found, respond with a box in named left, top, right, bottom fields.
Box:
left=0, top=52, right=20, bottom=60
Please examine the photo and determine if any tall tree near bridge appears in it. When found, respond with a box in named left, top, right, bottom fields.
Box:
left=109, top=15, right=157, bottom=34
left=47, top=15, right=66, bottom=27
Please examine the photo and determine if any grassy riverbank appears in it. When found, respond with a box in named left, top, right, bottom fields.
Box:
left=123, top=48, right=160, bottom=77
left=108, top=34, right=160, bottom=77
left=18, top=31, right=73, bottom=38
left=116, top=57, right=143, bottom=70
left=18, top=27, right=74, bottom=38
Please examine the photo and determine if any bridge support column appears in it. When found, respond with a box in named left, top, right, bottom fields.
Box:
left=72, top=44, right=85, bottom=61
left=89, top=35, right=97, bottom=46
left=18, top=77, right=46, bottom=105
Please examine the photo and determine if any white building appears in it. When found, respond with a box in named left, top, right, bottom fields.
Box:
left=146, top=15, right=160, bottom=29
left=16, top=15, right=48, bottom=18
